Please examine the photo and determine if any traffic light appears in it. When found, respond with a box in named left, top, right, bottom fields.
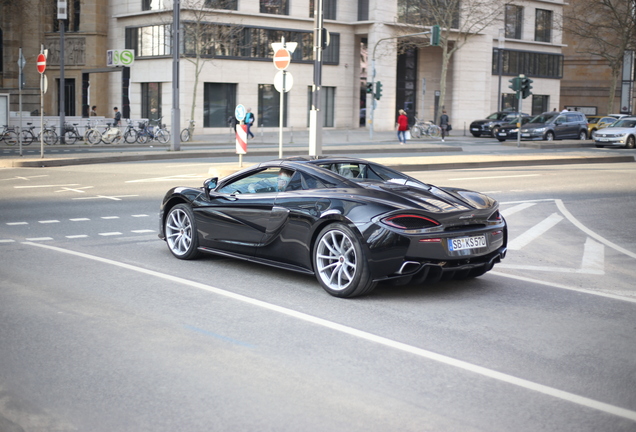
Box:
left=366, top=82, right=373, bottom=94
left=431, top=25, right=440, bottom=46
left=521, top=77, right=533, bottom=99
left=508, top=77, right=521, bottom=92
left=374, top=81, right=383, bottom=100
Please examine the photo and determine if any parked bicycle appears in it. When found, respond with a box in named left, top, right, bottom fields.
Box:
left=19, top=123, right=37, bottom=146
left=86, top=122, right=122, bottom=145
left=180, top=119, right=195, bottom=142
left=38, top=120, right=59, bottom=145
left=63, top=123, right=83, bottom=144
left=122, top=119, right=138, bottom=144
left=410, top=117, right=441, bottom=139
left=137, top=117, right=169, bottom=144
left=0, top=125, right=19, bottom=146
left=84, top=119, right=101, bottom=144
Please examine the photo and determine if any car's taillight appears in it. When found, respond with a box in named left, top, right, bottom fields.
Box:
left=381, top=214, right=440, bottom=230
left=488, top=210, right=502, bottom=222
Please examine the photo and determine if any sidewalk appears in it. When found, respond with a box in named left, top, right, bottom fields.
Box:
left=1, top=128, right=634, bottom=170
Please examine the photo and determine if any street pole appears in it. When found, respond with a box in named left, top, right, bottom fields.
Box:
left=171, top=0, right=181, bottom=151
left=308, top=0, right=324, bottom=157
left=497, top=29, right=504, bottom=112
left=18, top=48, right=24, bottom=157
left=59, top=18, right=65, bottom=144
left=369, top=30, right=431, bottom=140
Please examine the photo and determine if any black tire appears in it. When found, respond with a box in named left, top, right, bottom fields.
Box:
left=471, top=132, right=481, bottom=137
left=3, top=130, right=18, bottom=146
left=164, top=204, right=200, bottom=260
left=626, top=135, right=635, bottom=149
left=578, top=130, right=587, bottom=140
left=491, top=126, right=500, bottom=136
left=86, top=129, right=102, bottom=145
left=137, top=133, right=150, bottom=144
left=156, top=129, right=169, bottom=144
left=544, top=131, right=555, bottom=141
left=410, top=126, right=421, bottom=139
left=20, top=130, right=34, bottom=146
left=497, top=137, right=506, bottom=142
left=41, top=130, right=58, bottom=145
left=313, top=223, right=376, bottom=298
left=64, top=131, right=78, bottom=145
left=124, top=129, right=138, bottom=144
left=595, top=144, right=605, bottom=148
left=180, top=128, right=191, bottom=142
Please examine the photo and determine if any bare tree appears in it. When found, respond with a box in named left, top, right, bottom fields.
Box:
left=394, top=0, right=507, bottom=121
left=560, top=0, right=636, bottom=113
left=158, top=0, right=243, bottom=135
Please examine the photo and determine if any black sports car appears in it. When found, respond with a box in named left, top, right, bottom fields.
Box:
left=159, top=157, right=507, bottom=298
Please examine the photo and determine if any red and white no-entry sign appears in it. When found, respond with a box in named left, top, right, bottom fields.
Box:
left=36, top=53, right=46, bottom=74
left=273, top=48, right=291, bottom=70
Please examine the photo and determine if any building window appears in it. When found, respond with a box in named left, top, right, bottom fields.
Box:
left=126, top=25, right=172, bottom=57
left=204, top=0, right=238, bottom=9
left=142, top=0, right=164, bottom=11
left=0, top=27, right=3, bottom=74
left=535, top=9, right=552, bottom=43
left=492, top=49, right=562, bottom=79
left=323, top=33, right=340, bottom=64
left=531, top=95, right=549, bottom=115
left=53, top=0, right=81, bottom=32
left=358, top=0, right=369, bottom=21
left=396, top=48, right=417, bottom=124
left=259, top=84, right=287, bottom=127
left=141, top=83, right=162, bottom=120
left=203, top=83, right=236, bottom=128
left=397, top=0, right=459, bottom=28
left=310, top=0, right=337, bottom=20
left=505, top=5, right=523, bottom=40
left=307, top=86, right=335, bottom=127
left=261, top=0, right=288, bottom=15
left=502, top=94, right=518, bottom=111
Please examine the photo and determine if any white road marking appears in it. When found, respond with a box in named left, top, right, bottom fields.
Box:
left=38, top=220, right=60, bottom=224
left=66, top=235, right=88, bottom=239
left=101, top=216, right=120, bottom=220
left=131, top=229, right=154, bottom=233
left=6, top=222, right=28, bottom=226
left=132, top=214, right=149, bottom=218
left=126, top=174, right=205, bottom=183
left=14, top=184, right=80, bottom=189
left=98, top=232, right=122, bottom=236
left=580, top=237, right=605, bottom=275
left=72, top=195, right=138, bottom=201
left=492, top=271, right=636, bottom=304
left=0, top=239, right=16, bottom=243
left=449, top=174, right=541, bottom=181
left=507, top=213, right=563, bottom=250
left=70, top=218, right=90, bottom=222
left=20, top=241, right=636, bottom=423
left=1, top=175, right=48, bottom=181
left=500, top=202, right=536, bottom=217
left=25, top=237, right=53, bottom=241
left=55, top=186, right=94, bottom=193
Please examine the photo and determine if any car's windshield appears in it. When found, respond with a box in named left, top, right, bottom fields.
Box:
left=529, top=113, right=557, bottom=124
left=609, top=118, right=636, bottom=128
left=486, top=112, right=510, bottom=120
left=587, top=117, right=601, bottom=125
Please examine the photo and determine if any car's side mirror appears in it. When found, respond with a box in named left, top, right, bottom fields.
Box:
left=203, top=177, right=218, bottom=199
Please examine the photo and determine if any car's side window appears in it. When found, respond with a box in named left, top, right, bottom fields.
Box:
left=217, top=168, right=282, bottom=194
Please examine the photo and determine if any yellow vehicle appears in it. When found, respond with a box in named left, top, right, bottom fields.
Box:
left=586, top=116, right=617, bottom=137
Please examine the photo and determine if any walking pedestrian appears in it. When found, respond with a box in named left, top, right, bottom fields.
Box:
left=90, top=106, right=97, bottom=116
left=439, top=110, right=450, bottom=142
left=245, top=108, right=255, bottom=139
left=113, top=107, right=121, bottom=126
left=396, top=109, right=408, bottom=145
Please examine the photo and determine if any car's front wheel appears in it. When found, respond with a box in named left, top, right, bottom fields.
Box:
left=578, top=130, right=587, bottom=140
left=626, top=135, right=635, bottom=149
left=544, top=131, right=555, bottom=141
left=165, top=204, right=200, bottom=260
left=313, top=223, right=376, bottom=298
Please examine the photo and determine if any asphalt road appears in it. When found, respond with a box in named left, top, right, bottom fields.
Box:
left=1, top=160, right=635, bottom=432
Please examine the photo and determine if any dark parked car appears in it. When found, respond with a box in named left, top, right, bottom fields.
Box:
left=494, top=115, right=532, bottom=142
left=470, top=111, right=528, bottom=137
left=159, top=157, right=508, bottom=298
left=519, top=111, right=588, bottom=141
left=593, top=116, right=636, bottom=148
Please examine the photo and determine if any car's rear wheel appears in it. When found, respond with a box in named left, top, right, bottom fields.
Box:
left=471, top=132, right=480, bottom=137
left=491, top=126, right=500, bottom=136
left=544, top=131, right=555, bottom=141
left=578, top=130, right=587, bottom=140
left=313, top=223, right=376, bottom=298
left=497, top=137, right=506, bottom=142
left=625, top=135, right=635, bottom=149
left=165, top=204, right=200, bottom=260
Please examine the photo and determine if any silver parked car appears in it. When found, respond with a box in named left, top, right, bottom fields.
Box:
left=594, top=116, right=636, bottom=149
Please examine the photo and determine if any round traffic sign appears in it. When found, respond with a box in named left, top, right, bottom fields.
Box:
left=36, top=53, right=46, bottom=74
left=273, top=48, right=291, bottom=71
left=274, top=70, right=293, bottom=93
left=235, top=104, right=246, bottom=122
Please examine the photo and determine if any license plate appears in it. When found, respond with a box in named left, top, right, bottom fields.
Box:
left=599, top=138, right=609, bottom=142
left=521, top=133, right=530, bottom=137
left=471, top=128, right=478, bottom=131
left=498, top=132, right=507, bottom=136
left=448, top=235, right=487, bottom=251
